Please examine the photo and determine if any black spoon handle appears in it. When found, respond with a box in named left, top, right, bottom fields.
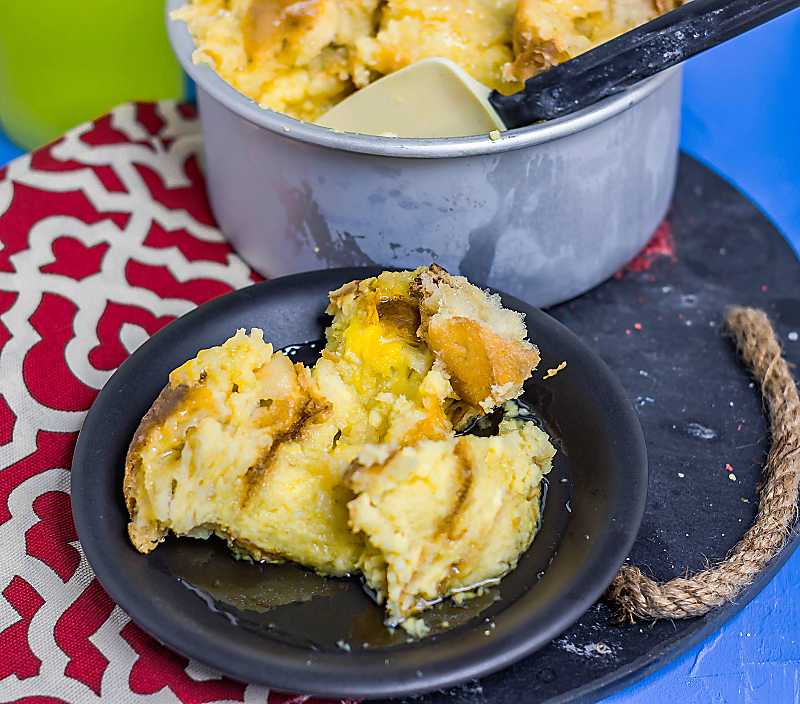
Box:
left=490, top=0, right=800, bottom=128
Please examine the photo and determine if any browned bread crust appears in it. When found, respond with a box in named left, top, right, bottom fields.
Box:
left=124, top=383, right=188, bottom=552
left=507, top=0, right=682, bottom=83
left=411, top=265, right=539, bottom=412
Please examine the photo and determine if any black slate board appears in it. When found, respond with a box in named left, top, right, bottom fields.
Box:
left=385, top=155, right=800, bottom=704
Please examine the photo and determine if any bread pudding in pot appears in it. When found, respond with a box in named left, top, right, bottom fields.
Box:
left=173, top=0, right=680, bottom=122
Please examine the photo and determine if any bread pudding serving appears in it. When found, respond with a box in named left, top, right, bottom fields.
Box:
left=124, top=266, right=555, bottom=634
left=172, top=0, right=680, bottom=122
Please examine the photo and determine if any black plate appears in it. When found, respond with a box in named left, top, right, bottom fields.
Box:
left=71, top=268, right=647, bottom=699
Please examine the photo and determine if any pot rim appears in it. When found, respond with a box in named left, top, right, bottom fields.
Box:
left=166, top=0, right=680, bottom=159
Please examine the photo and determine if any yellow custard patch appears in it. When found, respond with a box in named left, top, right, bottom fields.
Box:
left=322, top=270, right=453, bottom=445
left=356, top=0, right=519, bottom=94
left=172, top=0, right=377, bottom=121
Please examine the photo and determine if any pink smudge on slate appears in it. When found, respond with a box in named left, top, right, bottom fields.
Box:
left=614, top=221, right=677, bottom=279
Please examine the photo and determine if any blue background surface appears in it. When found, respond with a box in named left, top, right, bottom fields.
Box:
left=1, top=11, right=798, bottom=701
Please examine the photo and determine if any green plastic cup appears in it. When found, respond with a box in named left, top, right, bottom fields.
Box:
left=0, top=1, right=184, bottom=150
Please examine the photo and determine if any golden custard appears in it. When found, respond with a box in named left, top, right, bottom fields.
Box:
left=355, top=0, right=518, bottom=93
left=173, top=0, right=675, bottom=121
left=349, top=416, right=555, bottom=632
left=125, top=266, right=550, bottom=630
left=124, top=329, right=366, bottom=573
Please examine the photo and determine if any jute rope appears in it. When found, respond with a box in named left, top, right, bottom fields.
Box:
left=606, top=306, right=800, bottom=622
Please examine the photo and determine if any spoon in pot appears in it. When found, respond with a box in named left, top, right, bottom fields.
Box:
left=318, top=0, right=800, bottom=137
left=317, top=58, right=506, bottom=137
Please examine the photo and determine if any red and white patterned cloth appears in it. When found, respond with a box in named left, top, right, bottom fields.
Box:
left=0, top=101, right=350, bottom=704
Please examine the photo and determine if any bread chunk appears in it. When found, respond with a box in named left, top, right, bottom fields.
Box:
left=124, top=330, right=322, bottom=553
left=355, top=0, right=518, bottom=94
left=172, top=0, right=378, bottom=121
left=348, top=417, right=556, bottom=630
left=412, top=265, right=540, bottom=413
left=505, top=0, right=681, bottom=82
left=323, top=269, right=455, bottom=446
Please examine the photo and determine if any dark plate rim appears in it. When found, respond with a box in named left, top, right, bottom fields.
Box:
left=71, top=267, right=648, bottom=699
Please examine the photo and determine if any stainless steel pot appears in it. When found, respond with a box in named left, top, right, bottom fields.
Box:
left=167, top=1, right=681, bottom=307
